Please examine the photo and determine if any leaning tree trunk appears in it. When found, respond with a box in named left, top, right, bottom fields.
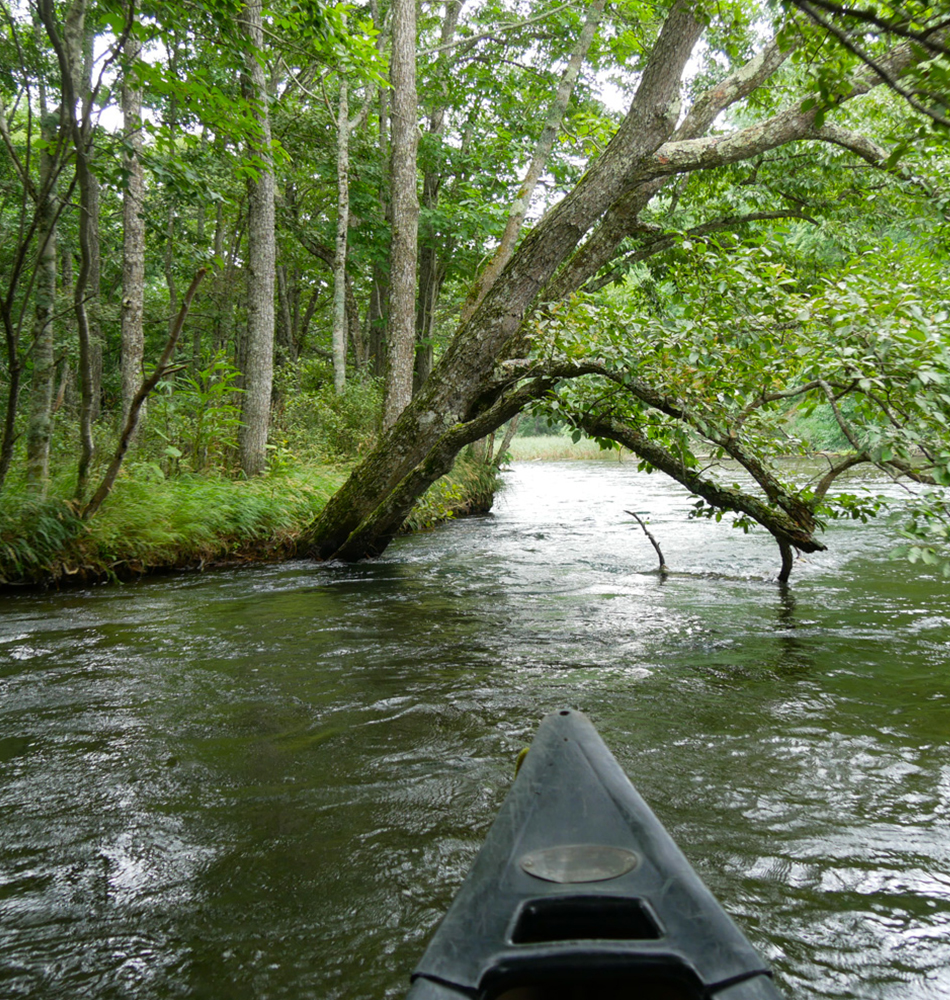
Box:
left=302, top=0, right=935, bottom=563
left=305, top=2, right=706, bottom=560
left=382, top=0, right=419, bottom=429
left=237, top=0, right=276, bottom=476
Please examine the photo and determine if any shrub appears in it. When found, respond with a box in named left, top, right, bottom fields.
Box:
left=275, top=359, right=382, bottom=459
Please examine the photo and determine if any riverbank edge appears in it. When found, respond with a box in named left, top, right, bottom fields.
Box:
left=0, top=459, right=499, bottom=592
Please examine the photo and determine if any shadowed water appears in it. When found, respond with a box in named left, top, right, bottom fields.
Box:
left=1, top=461, right=948, bottom=999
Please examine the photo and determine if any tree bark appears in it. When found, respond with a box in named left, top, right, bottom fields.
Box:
left=382, top=0, right=419, bottom=429
left=413, top=0, right=462, bottom=394
left=459, top=0, right=608, bottom=325
left=81, top=21, right=103, bottom=422
left=332, top=79, right=349, bottom=393
left=238, top=0, right=276, bottom=476
left=307, top=1, right=705, bottom=558
left=367, top=0, right=392, bottom=378
left=25, top=104, right=60, bottom=489
left=120, top=33, right=145, bottom=428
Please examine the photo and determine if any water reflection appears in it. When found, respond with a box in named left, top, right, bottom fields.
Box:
left=0, top=461, right=948, bottom=999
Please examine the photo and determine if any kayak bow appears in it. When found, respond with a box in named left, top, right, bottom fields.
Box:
left=407, top=709, right=782, bottom=1000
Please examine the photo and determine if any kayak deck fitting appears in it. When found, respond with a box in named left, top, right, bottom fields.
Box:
left=407, top=709, right=782, bottom=1000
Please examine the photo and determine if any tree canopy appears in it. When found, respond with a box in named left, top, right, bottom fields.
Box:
left=1, top=0, right=949, bottom=579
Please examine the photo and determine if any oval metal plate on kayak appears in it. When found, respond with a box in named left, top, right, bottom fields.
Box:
left=519, top=844, right=639, bottom=883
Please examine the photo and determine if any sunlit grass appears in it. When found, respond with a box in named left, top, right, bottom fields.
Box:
left=0, top=457, right=500, bottom=586
left=507, top=435, right=629, bottom=462
left=0, top=466, right=350, bottom=585
left=85, top=466, right=349, bottom=567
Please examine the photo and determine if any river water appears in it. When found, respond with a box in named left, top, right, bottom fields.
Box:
left=1, top=460, right=948, bottom=1000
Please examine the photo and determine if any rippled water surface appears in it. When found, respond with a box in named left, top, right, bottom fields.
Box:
left=1, top=461, right=949, bottom=999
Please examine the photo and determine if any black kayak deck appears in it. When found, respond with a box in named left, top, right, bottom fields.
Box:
left=407, top=709, right=782, bottom=1000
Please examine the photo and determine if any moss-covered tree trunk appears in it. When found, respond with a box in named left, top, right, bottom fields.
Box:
left=306, top=1, right=705, bottom=560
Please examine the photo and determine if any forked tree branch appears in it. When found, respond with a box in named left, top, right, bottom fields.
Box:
left=82, top=269, right=207, bottom=521
left=787, top=0, right=950, bottom=54
left=578, top=412, right=825, bottom=553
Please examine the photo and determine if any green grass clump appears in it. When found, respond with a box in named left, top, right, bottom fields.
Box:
left=405, top=456, right=500, bottom=533
left=0, top=491, right=85, bottom=584
left=0, top=455, right=503, bottom=586
left=83, top=467, right=348, bottom=570
left=0, top=466, right=349, bottom=586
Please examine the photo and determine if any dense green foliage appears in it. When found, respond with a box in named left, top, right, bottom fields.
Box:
left=1, top=0, right=949, bottom=579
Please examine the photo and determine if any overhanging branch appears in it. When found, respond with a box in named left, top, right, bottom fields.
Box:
left=789, top=0, right=950, bottom=126
left=577, top=412, right=825, bottom=553
left=583, top=210, right=818, bottom=293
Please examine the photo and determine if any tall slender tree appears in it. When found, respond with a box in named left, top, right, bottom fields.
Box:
left=24, top=59, right=60, bottom=489
left=332, top=78, right=349, bottom=393
left=37, top=0, right=99, bottom=499
left=382, top=0, right=419, bottom=428
left=120, top=32, right=145, bottom=428
left=238, top=0, right=276, bottom=476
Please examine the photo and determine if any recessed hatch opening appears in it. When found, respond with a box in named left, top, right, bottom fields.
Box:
left=511, top=895, right=662, bottom=944
left=489, top=977, right=696, bottom=1000
left=486, top=968, right=699, bottom=1000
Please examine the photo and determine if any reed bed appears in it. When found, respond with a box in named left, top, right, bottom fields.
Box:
left=507, top=435, right=629, bottom=462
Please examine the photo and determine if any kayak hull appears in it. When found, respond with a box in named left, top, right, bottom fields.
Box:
left=407, top=709, right=782, bottom=1000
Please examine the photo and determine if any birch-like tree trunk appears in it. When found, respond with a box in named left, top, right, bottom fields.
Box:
left=382, top=0, right=418, bottom=429
left=120, top=34, right=145, bottom=427
left=238, top=0, right=276, bottom=476
left=413, top=0, right=462, bottom=394
left=38, top=0, right=97, bottom=500
left=83, top=24, right=102, bottom=421
left=367, top=0, right=391, bottom=378
left=332, top=79, right=349, bottom=394
left=458, top=0, right=608, bottom=325
left=24, top=109, right=60, bottom=489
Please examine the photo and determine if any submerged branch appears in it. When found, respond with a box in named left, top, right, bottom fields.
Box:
left=625, top=509, right=668, bottom=573
left=578, top=413, right=825, bottom=556
left=778, top=539, right=794, bottom=584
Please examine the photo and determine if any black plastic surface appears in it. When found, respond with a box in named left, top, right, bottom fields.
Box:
left=408, top=710, right=782, bottom=1000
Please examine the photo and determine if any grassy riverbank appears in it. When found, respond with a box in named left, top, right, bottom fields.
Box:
left=0, top=457, right=498, bottom=588
left=508, top=434, right=630, bottom=462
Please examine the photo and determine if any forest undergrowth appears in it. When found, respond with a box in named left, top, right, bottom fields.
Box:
left=0, top=367, right=500, bottom=589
